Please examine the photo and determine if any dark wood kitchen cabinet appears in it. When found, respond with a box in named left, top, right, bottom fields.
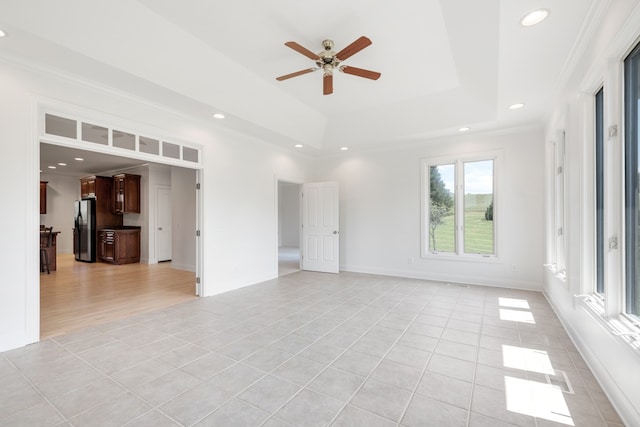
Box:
left=112, top=173, right=141, bottom=214
left=99, top=228, right=140, bottom=264
left=40, top=181, right=48, bottom=214
left=78, top=176, right=123, bottom=260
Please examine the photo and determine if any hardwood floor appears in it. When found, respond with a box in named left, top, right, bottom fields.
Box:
left=40, top=254, right=196, bottom=339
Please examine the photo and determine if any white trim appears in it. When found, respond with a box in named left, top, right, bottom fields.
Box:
left=606, top=2, right=640, bottom=60
left=605, top=59, right=624, bottom=318
left=26, top=96, right=40, bottom=345
left=555, top=0, right=612, bottom=95
left=30, top=98, right=206, bottom=345
left=341, top=264, right=542, bottom=292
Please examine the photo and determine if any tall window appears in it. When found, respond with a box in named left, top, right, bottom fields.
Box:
left=624, top=42, right=640, bottom=317
left=424, top=155, right=496, bottom=257
left=554, top=133, right=567, bottom=274
left=595, top=87, right=605, bottom=294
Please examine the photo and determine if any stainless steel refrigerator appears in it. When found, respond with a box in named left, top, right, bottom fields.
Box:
left=74, top=198, right=96, bottom=262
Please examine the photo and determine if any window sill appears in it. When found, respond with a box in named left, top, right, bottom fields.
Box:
left=421, top=252, right=502, bottom=264
left=575, top=294, right=640, bottom=354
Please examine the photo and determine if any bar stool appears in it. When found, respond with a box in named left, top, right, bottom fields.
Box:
left=40, top=227, right=53, bottom=274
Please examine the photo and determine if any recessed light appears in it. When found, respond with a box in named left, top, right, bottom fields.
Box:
left=294, top=144, right=303, bottom=148
left=0, top=30, right=6, bottom=38
left=74, top=157, right=84, bottom=161
left=509, top=103, right=525, bottom=110
left=458, top=127, right=470, bottom=132
left=521, top=9, right=549, bottom=27
left=213, top=113, right=225, bottom=119
left=57, top=162, right=67, bottom=166
left=47, top=165, right=56, bottom=169
left=340, top=147, right=349, bottom=151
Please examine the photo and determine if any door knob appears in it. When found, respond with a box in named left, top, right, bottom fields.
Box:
left=158, top=227, right=163, bottom=230
left=333, top=230, right=339, bottom=234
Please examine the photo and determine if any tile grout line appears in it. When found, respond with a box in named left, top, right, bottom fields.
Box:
left=152, top=280, right=415, bottom=425
left=395, top=287, right=473, bottom=427
left=463, top=293, right=487, bottom=427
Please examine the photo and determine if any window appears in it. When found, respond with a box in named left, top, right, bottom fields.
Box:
left=423, top=154, right=497, bottom=258
left=595, top=87, right=605, bottom=294
left=553, top=133, right=567, bottom=274
left=624, top=42, right=640, bottom=318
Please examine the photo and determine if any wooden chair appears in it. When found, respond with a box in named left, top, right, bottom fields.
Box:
left=40, top=226, right=53, bottom=274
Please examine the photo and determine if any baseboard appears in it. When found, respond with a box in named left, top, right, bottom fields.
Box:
left=543, top=289, right=640, bottom=427
left=339, top=264, right=542, bottom=291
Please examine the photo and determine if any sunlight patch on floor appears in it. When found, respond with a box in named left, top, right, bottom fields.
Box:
left=502, top=344, right=555, bottom=375
left=505, top=376, right=574, bottom=425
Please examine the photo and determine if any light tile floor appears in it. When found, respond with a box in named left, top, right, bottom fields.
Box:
left=0, top=272, right=625, bottom=426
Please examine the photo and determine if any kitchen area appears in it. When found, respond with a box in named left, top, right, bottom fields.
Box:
left=40, top=172, right=142, bottom=271
left=39, top=143, right=198, bottom=338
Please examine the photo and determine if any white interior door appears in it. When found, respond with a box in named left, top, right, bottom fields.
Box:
left=302, top=181, right=339, bottom=273
left=157, top=186, right=172, bottom=262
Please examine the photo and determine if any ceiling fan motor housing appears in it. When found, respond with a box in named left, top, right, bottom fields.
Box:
left=318, top=39, right=339, bottom=75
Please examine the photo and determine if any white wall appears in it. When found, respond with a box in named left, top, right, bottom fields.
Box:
left=542, top=2, right=640, bottom=425
left=278, top=181, right=300, bottom=248
left=39, top=173, right=78, bottom=254
left=0, top=59, right=314, bottom=352
left=171, top=167, right=196, bottom=271
left=319, top=129, right=545, bottom=290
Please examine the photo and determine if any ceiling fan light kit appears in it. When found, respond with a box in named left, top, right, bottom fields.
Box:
left=276, top=36, right=381, bottom=95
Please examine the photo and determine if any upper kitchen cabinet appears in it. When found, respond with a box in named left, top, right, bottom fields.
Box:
left=112, top=173, right=141, bottom=214
left=80, top=176, right=96, bottom=198
left=40, top=181, right=47, bottom=214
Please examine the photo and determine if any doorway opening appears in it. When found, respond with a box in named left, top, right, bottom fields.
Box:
left=278, top=180, right=301, bottom=276
left=39, top=142, right=200, bottom=338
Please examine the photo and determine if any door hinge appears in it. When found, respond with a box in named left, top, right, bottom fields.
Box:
left=196, top=277, right=201, bottom=284
left=609, top=236, right=618, bottom=250
left=557, top=227, right=563, bottom=236
left=196, top=183, right=201, bottom=190
left=608, top=125, right=618, bottom=139
left=196, top=230, right=201, bottom=237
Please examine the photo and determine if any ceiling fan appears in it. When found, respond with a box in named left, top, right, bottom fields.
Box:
left=276, top=36, right=381, bottom=95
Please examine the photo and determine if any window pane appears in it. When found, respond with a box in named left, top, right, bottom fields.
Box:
left=113, top=130, right=135, bottom=150
left=464, top=160, right=494, bottom=254
left=81, top=122, right=108, bottom=145
left=183, top=146, right=199, bottom=162
left=429, top=164, right=455, bottom=253
left=624, top=43, right=640, bottom=316
left=162, top=141, right=180, bottom=159
left=595, top=88, right=605, bottom=294
left=45, top=114, right=77, bottom=139
left=139, top=136, right=159, bottom=155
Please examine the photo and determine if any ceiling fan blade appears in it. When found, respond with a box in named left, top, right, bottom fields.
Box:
left=276, top=68, right=317, bottom=81
left=340, top=66, right=381, bottom=80
left=323, top=74, right=333, bottom=95
left=284, top=41, right=320, bottom=60
left=335, top=36, right=372, bottom=61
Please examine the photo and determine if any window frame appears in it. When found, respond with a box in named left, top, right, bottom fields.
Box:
left=421, top=151, right=502, bottom=262
left=624, top=41, right=640, bottom=320
left=595, top=87, right=606, bottom=295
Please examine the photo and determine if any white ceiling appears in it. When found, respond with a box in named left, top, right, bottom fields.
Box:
left=1, top=0, right=599, bottom=157
left=39, top=144, right=149, bottom=178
